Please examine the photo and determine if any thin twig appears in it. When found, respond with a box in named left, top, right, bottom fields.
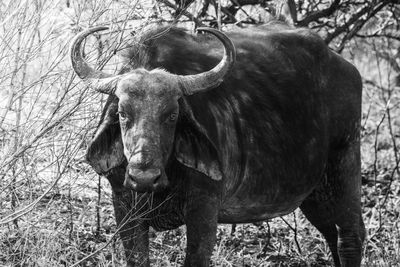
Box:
left=280, top=213, right=302, bottom=254
left=157, top=0, right=204, bottom=26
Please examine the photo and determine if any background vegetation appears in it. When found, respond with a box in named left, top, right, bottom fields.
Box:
left=0, top=0, right=399, bottom=266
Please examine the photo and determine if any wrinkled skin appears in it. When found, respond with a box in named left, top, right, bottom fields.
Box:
left=115, top=70, right=182, bottom=192
left=83, top=22, right=364, bottom=266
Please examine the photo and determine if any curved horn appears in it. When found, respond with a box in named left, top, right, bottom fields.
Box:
left=70, top=26, right=119, bottom=94
left=178, top=27, right=236, bottom=95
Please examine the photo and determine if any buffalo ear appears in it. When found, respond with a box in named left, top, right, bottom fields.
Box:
left=86, top=96, right=126, bottom=174
left=174, top=99, right=223, bottom=181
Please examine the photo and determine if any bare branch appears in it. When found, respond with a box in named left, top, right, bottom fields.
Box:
left=336, top=1, right=391, bottom=52
left=157, top=0, right=204, bottom=26
left=287, top=0, right=297, bottom=24
left=297, top=0, right=341, bottom=27
left=325, top=1, right=390, bottom=45
left=0, top=167, right=63, bottom=225
left=229, top=0, right=271, bottom=6
left=355, top=32, right=400, bottom=42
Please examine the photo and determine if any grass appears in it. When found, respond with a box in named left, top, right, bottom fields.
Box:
left=0, top=170, right=399, bottom=266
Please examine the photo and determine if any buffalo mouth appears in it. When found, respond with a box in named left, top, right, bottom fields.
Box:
left=124, top=168, right=168, bottom=192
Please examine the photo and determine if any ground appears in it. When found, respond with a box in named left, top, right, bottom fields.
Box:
left=0, top=167, right=399, bottom=266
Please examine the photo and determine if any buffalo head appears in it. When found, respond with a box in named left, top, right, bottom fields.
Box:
left=70, top=26, right=236, bottom=192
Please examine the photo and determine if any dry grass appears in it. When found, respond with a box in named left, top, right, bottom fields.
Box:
left=0, top=0, right=399, bottom=266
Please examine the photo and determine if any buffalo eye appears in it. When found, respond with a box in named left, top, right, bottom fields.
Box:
left=166, top=112, right=178, bottom=123
left=117, top=111, right=128, bottom=121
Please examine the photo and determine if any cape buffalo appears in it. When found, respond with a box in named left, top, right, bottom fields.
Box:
left=70, top=21, right=364, bottom=267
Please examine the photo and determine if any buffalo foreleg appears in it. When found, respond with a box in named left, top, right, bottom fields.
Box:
left=183, top=189, right=219, bottom=267
left=112, top=188, right=150, bottom=267
left=107, top=167, right=150, bottom=267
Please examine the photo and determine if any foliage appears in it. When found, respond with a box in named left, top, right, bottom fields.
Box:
left=0, top=0, right=399, bottom=266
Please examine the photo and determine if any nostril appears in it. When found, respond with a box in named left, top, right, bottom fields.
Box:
left=153, top=173, right=161, bottom=184
left=128, top=168, right=161, bottom=184
left=125, top=169, right=168, bottom=192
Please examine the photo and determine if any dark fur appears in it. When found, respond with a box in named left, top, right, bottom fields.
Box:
left=86, top=22, right=364, bottom=266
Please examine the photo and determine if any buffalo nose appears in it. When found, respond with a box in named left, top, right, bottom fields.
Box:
left=124, top=168, right=169, bottom=192
left=128, top=168, right=161, bottom=185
